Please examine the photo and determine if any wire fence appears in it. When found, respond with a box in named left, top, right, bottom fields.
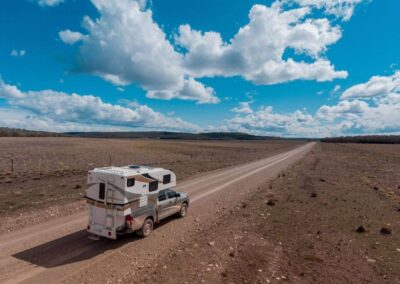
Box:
left=0, top=152, right=202, bottom=176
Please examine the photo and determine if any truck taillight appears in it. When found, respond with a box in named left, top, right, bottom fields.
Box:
left=125, top=215, right=133, bottom=227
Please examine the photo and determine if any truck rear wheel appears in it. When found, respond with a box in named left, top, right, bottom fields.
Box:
left=139, top=218, right=153, bottom=237
left=179, top=203, right=188, bottom=218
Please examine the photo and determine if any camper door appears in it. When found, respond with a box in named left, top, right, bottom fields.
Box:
left=89, top=173, right=117, bottom=239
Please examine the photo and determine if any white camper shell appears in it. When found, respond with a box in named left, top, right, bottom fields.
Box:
left=86, top=165, right=179, bottom=239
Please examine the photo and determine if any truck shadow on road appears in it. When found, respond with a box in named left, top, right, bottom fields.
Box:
left=12, top=216, right=179, bottom=268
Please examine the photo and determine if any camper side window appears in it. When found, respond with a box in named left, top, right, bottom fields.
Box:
left=99, top=183, right=105, bottom=199
left=127, top=178, right=135, bottom=187
left=163, top=174, right=171, bottom=184
left=149, top=180, right=158, bottom=192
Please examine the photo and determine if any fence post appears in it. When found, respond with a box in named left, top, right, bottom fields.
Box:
left=11, top=158, right=14, bottom=174
left=109, top=155, right=112, bottom=166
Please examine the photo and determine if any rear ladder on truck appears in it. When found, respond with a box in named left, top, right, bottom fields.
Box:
left=105, top=180, right=117, bottom=239
left=88, top=179, right=118, bottom=240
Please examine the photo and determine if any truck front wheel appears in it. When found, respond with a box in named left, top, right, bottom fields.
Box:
left=139, top=218, right=153, bottom=237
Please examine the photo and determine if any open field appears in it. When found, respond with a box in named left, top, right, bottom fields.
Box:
left=0, top=137, right=302, bottom=225
left=0, top=143, right=313, bottom=284
left=1, top=142, right=399, bottom=283
left=131, top=143, right=400, bottom=283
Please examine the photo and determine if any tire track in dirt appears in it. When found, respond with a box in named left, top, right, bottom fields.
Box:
left=0, top=143, right=314, bottom=284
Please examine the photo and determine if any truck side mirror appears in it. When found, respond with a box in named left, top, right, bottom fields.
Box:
left=175, top=193, right=181, bottom=198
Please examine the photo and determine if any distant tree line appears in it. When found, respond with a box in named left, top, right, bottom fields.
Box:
left=0, top=127, right=64, bottom=137
left=0, top=128, right=278, bottom=140
left=321, top=135, right=400, bottom=144
left=65, top=131, right=280, bottom=140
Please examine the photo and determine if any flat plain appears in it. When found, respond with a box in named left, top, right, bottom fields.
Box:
left=0, top=137, right=302, bottom=231
left=1, top=140, right=399, bottom=284
left=132, top=142, right=400, bottom=283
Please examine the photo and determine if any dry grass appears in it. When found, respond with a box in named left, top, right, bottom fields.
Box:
left=135, top=143, right=400, bottom=283
left=0, top=137, right=302, bottom=215
left=258, top=143, right=400, bottom=282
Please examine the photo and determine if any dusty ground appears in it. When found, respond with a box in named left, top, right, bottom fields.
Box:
left=0, top=144, right=312, bottom=284
left=125, top=143, right=400, bottom=284
left=1, top=142, right=399, bottom=284
left=0, top=138, right=301, bottom=232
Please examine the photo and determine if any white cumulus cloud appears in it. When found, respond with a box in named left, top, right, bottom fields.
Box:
left=226, top=105, right=324, bottom=137
left=341, top=71, right=400, bottom=99
left=62, top=0, right=218, bottom=104
left=0, top=78, right=199, bottom=132
left=225, top=72, right=400, bottom=137
left=176, top=5, right=347, bottom=84
left=60, top=0, right=353, bottom=104
left=316, top=99, right=368, bottom=121
left=231, top=102, right=253, bottom=114
left=0, top=108, right=161, bottom=133
left=59, top=30, right=87, bottom=45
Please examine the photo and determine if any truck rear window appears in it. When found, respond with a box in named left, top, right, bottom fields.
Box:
left=127, top=178, right=135, bottom=187
left=99, top=183, right=105, bottom=199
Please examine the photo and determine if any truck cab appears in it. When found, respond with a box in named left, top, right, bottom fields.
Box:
left=157, top=189, right=189, bottom=220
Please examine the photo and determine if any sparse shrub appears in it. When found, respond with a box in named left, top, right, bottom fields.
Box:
left=380, top=227, right=392, bottom=235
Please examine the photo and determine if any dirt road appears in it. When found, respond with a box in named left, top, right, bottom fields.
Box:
left=0, top=143, right=314, bottom=284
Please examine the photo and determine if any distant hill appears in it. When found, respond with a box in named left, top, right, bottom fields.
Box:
left=0, top=127, right=64, bottom=137
left=0, top=127, right=310, bottom=141
left=321, top=135, right=400, bottom=144
left=65, top=131, right=279, bottom=140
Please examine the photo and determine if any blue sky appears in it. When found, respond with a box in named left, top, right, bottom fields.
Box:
left=0, top=0, right=399, bottom=137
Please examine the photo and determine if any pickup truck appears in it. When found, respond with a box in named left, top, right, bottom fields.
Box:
left=86, top=165, right=189, bottom=240
left=127, top=189, right=190, bottom=237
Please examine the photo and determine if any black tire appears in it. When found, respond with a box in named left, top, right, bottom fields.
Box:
left=179, top=203, right=188, bottom=218
left=139, top=218, right=153, bottom=237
